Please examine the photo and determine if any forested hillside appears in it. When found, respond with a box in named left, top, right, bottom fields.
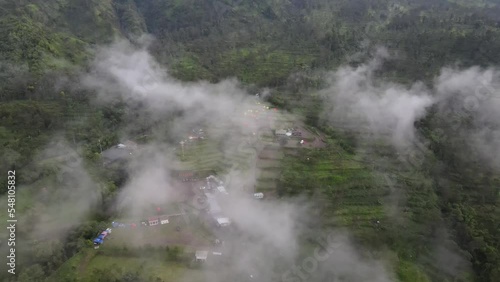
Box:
left=0, top=0, right=499, bottom=281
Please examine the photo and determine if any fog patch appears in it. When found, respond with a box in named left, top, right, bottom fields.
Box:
left=28, top=138, right=101, bottom=240
left=81, top=40, right=399, bottom=282
left=435, top=67, right=500, bottom=169
left=321, top=48, right=433, bottom=149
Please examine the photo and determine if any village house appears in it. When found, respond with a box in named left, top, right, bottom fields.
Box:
left=215, top=217, right=231, bottom=227
left=160, top=216, right=169, bottom=225
left=148, top=218, right=159, bottom=226
left=275, top=129, right=288, bottom=136
left=195, top=251, right=209, bottom=262
left=253, top=192, right=264, bottom=199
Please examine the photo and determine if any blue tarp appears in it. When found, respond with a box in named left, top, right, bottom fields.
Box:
left=93, top=230, right=109, bottom=245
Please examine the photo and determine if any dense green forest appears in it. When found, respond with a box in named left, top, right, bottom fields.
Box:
left=0, top=0, right=500, bottom=281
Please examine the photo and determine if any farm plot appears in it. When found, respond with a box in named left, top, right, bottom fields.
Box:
left=107, top=216, right=214, bottom=249
left=258, top=147, right=284, bottom=160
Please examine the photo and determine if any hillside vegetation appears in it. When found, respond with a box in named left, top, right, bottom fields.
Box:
left=0, top=0, right=499, bottom=281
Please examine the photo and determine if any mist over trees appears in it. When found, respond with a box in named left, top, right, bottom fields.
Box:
left=0, top=0, right=499, bottom=281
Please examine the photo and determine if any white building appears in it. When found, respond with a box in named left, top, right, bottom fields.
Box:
left=217, top=186, right=228, bottom=194
left=253, top=192, right=264, bottom=199
left=195, top=251, right=209, bottom=262
left=216, top=217, right=231, bottom=227
left=275, top=129, right=288, bottom=136
left=148, top=218, right=159, bottom=226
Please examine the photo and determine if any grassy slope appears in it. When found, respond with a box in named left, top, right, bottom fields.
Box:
left=1, top=0, right=499, bottom=281
left=278, top=132, right=472, bottom=281
left=51, top=248, right=206, bottom=282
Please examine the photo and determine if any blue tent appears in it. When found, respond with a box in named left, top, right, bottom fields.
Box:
left=93, top=229, right=110, bottom=245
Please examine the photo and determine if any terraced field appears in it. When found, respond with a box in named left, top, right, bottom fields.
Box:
left=253, top=144, right=283, bottom=194
left=278, top=131, right=456, bottom=281
left=281, top=143, right=387, bottom=224
left=175, top=136, right=259, bottom=174
left=51, top=248, right=212, bottom=282
left=174, top=140, right=225, bottom=172
left=107, top=216, right=214, bottom=249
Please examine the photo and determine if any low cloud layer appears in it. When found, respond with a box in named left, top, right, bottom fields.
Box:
left=83, top=40, right=308, bottom=279
left=317, top=50, right=500, bottom=281
left=29, top=139, right=101, bottom=239
left=280, top=232, right=394, bottom=282
left=82, top=40, right=269, bottom=217
left=321, top=49, right=500, bottom=171
left=435, top=66, right=500, bottom=169
left=20, top=41, right=495, bottom=281
left=321, top=48, right=434, bottom=148
left=80, top=40, right=396, bottom=281
left=83, top=40, right=258, bottom=134
left=115, top=146, right=179, bottom=218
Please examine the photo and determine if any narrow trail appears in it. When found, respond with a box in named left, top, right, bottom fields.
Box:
left=78, top=250, right=95, bottom=275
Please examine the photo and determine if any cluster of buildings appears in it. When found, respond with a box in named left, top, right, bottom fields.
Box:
left=200, top=175, right=264, bottom=229
left=187, top=128, right=206, bottom=141
left=144, top=216, right=170, bottom=226
left=111, top=212, right=185, bottom=229
left=204, top=175, right=231, bottom=227
left=194, top=250, right=224, bottom=263
left=192, top=175, right=232, bottom=264
left=177, top=171, right=198, bottom=182
left=275, top=128, right=302, bottom=137
left=97, top=126, right=266, bottom=258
